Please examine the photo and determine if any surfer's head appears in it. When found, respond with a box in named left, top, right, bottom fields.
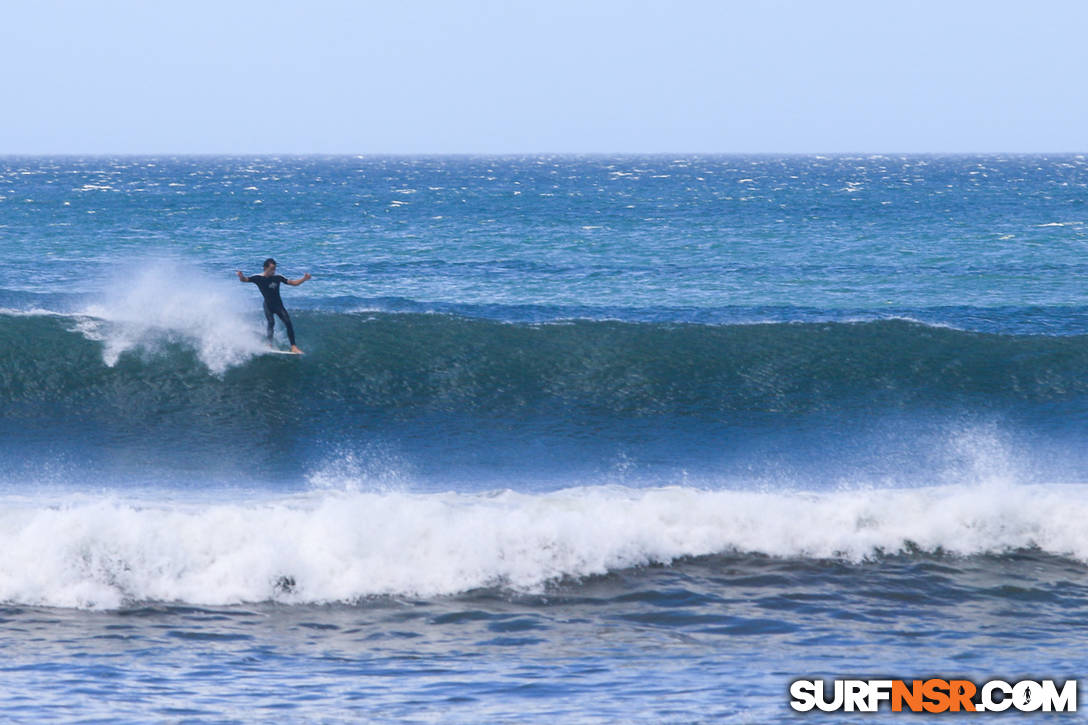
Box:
left=263, top=258, right=277, bottom=272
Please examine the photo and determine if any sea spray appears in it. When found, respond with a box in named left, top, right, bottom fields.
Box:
left=76, top=261, right=271, bottom=373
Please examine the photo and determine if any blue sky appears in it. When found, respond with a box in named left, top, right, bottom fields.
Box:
left=2, top=0, right=1085, bottom=153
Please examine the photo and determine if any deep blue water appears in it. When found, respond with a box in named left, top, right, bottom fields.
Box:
left=2, top=155, right=1088, bottom=721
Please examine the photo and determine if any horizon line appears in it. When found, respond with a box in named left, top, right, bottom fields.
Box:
left=1, top=150, right=1086, bottom=158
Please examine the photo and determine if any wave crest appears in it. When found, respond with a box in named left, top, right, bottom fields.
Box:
left=3, top=483, right=1086, bottom=609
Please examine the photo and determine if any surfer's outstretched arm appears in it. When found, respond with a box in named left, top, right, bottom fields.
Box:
left=286, top=273, right=312, bottom=286
left=236, top=270, right=251, bottom=283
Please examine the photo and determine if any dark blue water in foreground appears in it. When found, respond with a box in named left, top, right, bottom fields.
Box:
left=2, top=155, right=1088, bottom=721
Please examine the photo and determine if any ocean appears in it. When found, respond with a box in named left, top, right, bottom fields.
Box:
left=2, top=154, right=1087, bottom=721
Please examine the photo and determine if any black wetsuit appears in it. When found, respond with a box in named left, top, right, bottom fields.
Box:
left=248, top=274, right=296, bottom=345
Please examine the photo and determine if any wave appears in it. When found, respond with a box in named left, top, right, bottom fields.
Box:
left=6, top=308, right=1088, bottom=417
left=7, top=270, right=1088, bottom=485
left=3, top=483, right=1087, bottom=609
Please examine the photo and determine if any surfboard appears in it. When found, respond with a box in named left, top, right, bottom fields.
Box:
left=265, top=349, right=302, bottom=356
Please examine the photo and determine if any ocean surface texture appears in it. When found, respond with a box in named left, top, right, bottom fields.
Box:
left=2, top=155, right=1088, bottom=722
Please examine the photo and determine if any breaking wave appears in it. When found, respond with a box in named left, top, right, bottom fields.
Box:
left=3, top=482, right=1087, bottom=609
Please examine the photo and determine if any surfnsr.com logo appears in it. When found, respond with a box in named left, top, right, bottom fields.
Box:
left=790, top=678, right=1077, bottom=713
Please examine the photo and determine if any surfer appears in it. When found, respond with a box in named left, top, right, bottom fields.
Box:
left=236, top=258, right=311, bottom=354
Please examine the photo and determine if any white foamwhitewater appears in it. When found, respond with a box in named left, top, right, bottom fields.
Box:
left=2, top=483, right=1087, bottom=609
left=74, top=261, right=270, bottom=373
